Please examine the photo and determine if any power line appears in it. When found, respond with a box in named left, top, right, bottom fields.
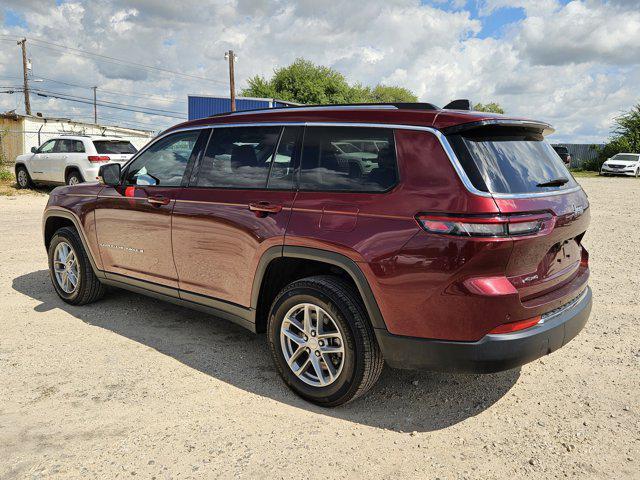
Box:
left=33, top=91, right=187, bottom=119
left=28, top=87, right=187, bottom=116
left=2, top=86, right=187, bottom=119
left=21, top=37, right=227, bottom=86
left=34, top=75, right=187, bottom=103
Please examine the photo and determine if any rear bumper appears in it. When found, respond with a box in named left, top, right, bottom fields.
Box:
left=375, top=287, right=592, bottom=373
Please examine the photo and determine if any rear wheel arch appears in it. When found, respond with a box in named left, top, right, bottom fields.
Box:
left=64, top=166, right=84, bottom=184
left=252, top=246, right=385, bottom=333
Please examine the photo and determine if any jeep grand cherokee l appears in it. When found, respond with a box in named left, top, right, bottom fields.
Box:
left=42, top=103, right=592, bottom=406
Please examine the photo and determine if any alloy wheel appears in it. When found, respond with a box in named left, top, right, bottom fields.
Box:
left=53, top=241, right=80, bottom=294
left=280, top=303, right=345, bottom=387
left=17, top=169, right=28, bottom=187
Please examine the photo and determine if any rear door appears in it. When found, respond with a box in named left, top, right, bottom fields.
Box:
left=446, top=125, right=590, bottom=302
left=94, top=130, right=205, bottom=288
left=172, top=126, right=300, bottom=306
left=50, top=139, right=75, bottom=182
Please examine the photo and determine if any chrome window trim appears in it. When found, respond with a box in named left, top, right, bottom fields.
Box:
left=126, top=122, right=582, bottom=200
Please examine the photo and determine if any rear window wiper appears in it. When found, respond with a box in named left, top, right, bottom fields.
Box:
left=536, top=177, right=569, bottom=187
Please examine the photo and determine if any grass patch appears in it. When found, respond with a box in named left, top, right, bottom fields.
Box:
left=0, top=167, right=51, bottom=197
left=570, top=170, right=600, bottom=178
left=0, top=167, right=13, bottom=182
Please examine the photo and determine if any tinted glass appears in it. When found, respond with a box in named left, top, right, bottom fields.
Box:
left=266, top=127, right=301, bottom=190
left=72, top=140, right=85, bottom=153
left=94, top=140, right=137, bottom=154
left=449, top=127, right=578, bottom=194
left=300, top=127, right=397, bottom=192
left=55, top=140, right=72, bottom=153
left=125, top=131, right=199, bottom=186
left=612, top=154, right=639, bottom=161
left=39, top=140, right=56, bottom=153
left=196, top=126, right=280, bottom=189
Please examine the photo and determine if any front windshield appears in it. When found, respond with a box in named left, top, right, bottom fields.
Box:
left=612, top=154, right=639, bottom=162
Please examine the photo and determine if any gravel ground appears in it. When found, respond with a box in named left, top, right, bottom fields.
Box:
left=1, top=177, right=638, bottom=479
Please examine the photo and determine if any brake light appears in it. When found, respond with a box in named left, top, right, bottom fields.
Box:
left=415, top=213, right=550, bottom=238
left=463, top=276, right=518, bottom=296
left=88, top=155, right=110, bottom=163
left=488, top=316, right=541, bottom=334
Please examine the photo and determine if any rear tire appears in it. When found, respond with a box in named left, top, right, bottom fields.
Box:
left=267, top=275, right=383, bottom=407
left=48, top=226, right=105, bottom=305
left=66, top=170, right=83, bottom=186
left=15, top=165, right=33, bottom=189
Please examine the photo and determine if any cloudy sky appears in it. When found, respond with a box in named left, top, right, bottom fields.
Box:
left=0, top=0, right=638, bottom=142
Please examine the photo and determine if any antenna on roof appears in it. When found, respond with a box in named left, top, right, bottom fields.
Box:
left=443, top=99, right=472, bottom=110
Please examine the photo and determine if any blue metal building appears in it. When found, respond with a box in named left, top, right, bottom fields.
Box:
left=187, top=95, right=298, bottom=120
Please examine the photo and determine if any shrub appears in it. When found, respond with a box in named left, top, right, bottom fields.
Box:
left=583, top=137, right=632, bottom=171
left=0, top=168, right=13, bottom=182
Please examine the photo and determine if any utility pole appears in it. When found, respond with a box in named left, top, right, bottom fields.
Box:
left=17, top=38, right=31, bottom=115
left=92, top=86, right=97, bottom=124
left=225, top=50, right=237, bottom=112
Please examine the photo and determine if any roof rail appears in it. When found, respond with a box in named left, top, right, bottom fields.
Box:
left=206, top=102, right=441, bottom=119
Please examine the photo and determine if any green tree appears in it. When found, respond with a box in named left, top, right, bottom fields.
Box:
left=612, top=103, right=640, bottom=152
left=581, top=103, right=640, bottom=171
left=473, top=102, right=505, bottom=114
left=242, top=58, right=417, bottom=104
left=369, top=85, right=418, bottom=103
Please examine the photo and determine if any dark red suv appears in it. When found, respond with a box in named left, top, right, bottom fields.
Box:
left=43, top=103, right=592, bottom=406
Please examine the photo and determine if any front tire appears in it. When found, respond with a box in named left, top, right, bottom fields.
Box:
left=267, top=275, right=383, bottom=407
left=48, top=226, right=105, bottom=305
left=16, top=165, right=33, bottom=189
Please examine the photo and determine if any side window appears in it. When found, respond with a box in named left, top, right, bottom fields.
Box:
left=38, top=140, right=57, bottom=153
left=56, top=139, right=72, bottom=153
left=266, top=127, right=302, bottom=190
left=300, top=127, right=397, bottom=192
left=125, top=131, right=200, bottom=186
left=72, top=140, right=86, bottom=153
left=196, top=126, right=280, bottom=189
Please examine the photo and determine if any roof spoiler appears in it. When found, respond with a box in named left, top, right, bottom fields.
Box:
left=442, top=119, right=555, bottom=136
left=443, top=99, right=471, bottom=110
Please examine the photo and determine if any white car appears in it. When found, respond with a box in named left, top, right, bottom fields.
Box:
left=14, top=135, right=138, bottom=188
left=600, top=153, right=640, bottom=177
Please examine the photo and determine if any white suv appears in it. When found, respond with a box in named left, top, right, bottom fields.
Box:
left=14, top=135, right=138, bottom=188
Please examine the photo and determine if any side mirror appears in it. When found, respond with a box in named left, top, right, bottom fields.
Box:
left=31, top=146, right=37, bottom=153
left=98, top=163, right=121, bottom=187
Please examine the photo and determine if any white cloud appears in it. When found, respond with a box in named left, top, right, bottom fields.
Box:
left=0, top=0, right=637, bottom=142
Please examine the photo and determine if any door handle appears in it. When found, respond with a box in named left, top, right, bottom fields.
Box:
left=249, top=202, right=282, bottom=215
left=147, top=195, right=170, bottom=206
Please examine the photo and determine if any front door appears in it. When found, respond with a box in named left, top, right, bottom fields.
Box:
left=172, top=126, right=301, bottom=306
left=94, top=129, right=206, bottom=288
left=30, top=139, right=56, bottom=180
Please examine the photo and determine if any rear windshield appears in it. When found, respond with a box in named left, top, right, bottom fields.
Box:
left=448, top=127, right=577, bottom=194
left=93, top=140, right=137, bottom=155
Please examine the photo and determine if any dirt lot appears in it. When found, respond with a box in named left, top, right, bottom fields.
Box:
left=1, top=177, right=638, bottom=479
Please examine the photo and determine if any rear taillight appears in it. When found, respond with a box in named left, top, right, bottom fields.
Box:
left=488, top=316, right=541, bottom=334
left=88, top=155, right=110, bottom=163
left=415, top=213, right=551, bottom=238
